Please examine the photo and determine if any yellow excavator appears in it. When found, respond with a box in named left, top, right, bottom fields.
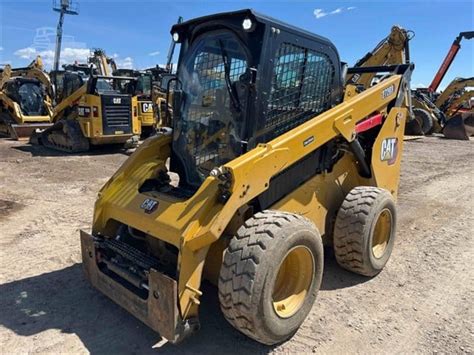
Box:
left=413, top=77, right=474, bottom=140
left=436, top=77, right=473, bottom=139
left=32, top=62, right=141, bottom=152
left=346, top=26, right=424, bottom=135
left=412, top=31, right=474, bottom=139
left=81, top=10, right=413, bottom=345
left=0, top=56, right=54, bottom=139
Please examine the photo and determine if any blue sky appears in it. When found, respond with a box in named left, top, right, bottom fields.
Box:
left=1, top=0, right=472, bottom=89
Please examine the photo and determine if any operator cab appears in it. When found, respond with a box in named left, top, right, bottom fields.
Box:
left=51, top=66, right=137, bottom=104
left=3, top=78, right=48, bottom=116
left=169, top=9, right=344, bottom=190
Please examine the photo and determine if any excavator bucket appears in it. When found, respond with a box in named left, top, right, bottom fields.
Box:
left=442, top=111, right=474, bottom=140
left=404, top=113, right=425, bottom=136
left=7, top=123, right=53, bottom=141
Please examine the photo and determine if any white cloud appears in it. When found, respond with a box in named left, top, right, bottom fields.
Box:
left=14, top=46, right=90, bottom=68
left=14, top=46, right=134, bottom=70
left=314, top=6, right=356, bottom=19
left=149, top=51, right=160, bottom=56
left=115, top=56, right=134, bottom=69
left=15, top=47, right=37, bottom=59
left=0, top=47, right=3, bottom=51
left=314, top=9, right=328, bottom=19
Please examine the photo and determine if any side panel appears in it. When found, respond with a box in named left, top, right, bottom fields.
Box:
left=370, top=107, right=407, bottom=199
left=269, top=108, right=407, bottom=242
left=269, top=154, right=362, bottom=243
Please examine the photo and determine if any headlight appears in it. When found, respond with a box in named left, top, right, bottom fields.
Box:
left=242, top=18, right=253, bottom=31
left=172, top=32, right=179, bottom=42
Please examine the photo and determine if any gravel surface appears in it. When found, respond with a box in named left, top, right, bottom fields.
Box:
left=0, top=137, right=472, bottom=354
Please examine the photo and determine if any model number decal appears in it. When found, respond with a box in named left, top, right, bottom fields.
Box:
left=303, top=136, right=314, bottom=147
left=140, top=198, right=159, bottom=214
left=77, top=106, right=91, bottom=117
left=380, top=138, right=398, bottom=165
left=382, top=85, right=395, bottom=99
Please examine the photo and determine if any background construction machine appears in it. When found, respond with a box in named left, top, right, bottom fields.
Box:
left=345, top=25, right=424, bottom=135
left=411, top=31, right=474, bottom=139
left=80, top=10, right=413, bottom=345
left=113, top=69, right=156, bottom=136
left=33, top=62, right=141, bottom=152
left=0, top=56, right=54, bottom=139
left=88, top=48, right=117, bottom=77
left=88, top=48, right=158, bottom=137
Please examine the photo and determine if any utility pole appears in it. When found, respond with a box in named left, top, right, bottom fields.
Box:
left=53, top=0, right=79, bottom=72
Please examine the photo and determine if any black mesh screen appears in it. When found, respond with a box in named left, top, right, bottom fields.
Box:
left=266, top=43, right=334, bottom=138
left=174, top=32, right=249, bottom=185
left=188, top=52, right=247, bottom=169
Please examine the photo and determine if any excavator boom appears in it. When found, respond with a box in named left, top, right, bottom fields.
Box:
left=428, top=31, right=474, bottom=93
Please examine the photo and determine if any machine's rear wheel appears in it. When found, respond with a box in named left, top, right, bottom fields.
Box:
left=413, top=108, right=434, bottom=135
left=333, top=186, right=396, bottom=276
left=218, top=210, right=323, bottom=345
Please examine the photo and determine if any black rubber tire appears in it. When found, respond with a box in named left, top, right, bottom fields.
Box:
left=218, top=210, right=324, bottom=345
left=333, top=186, right=397, bottom=277
left=413, top=108, right=434, bottom=135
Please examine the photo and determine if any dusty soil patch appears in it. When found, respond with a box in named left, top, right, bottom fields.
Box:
left=0, top=137, right=473, bottom=354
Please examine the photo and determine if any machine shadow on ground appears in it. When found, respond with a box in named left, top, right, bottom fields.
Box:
left=12, top=143, right=133, bottom=157
left=0, top=252, right=368, bottom=353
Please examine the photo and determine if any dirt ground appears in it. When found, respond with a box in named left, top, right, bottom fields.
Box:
left=0, top=137, right=472, bottom=354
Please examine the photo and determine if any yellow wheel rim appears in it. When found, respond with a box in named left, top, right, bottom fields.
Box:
left=272, top=246, right=314, bottom=318
left=372, top=208, right=393, bottom=259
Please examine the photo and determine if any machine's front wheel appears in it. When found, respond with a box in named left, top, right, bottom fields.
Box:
left=413, top=108, right=434, bottom=135
left=218, top=210, right=323, bottom=345
left=333, top=186, right=397, bottom=276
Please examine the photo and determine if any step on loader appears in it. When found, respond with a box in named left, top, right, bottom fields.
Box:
left=80, top=9, right=413, bottom=345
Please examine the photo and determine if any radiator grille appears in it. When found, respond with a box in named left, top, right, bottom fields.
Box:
left=101, top=95, right=132, bottom=134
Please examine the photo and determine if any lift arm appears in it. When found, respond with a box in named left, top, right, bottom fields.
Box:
left=346, top=26, right=411, bottom=89
left=428, top=31, right=474, bottom=93
left=88, top=49, right=116, bottom=77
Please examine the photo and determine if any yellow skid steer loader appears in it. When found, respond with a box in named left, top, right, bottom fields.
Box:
left=0, top=56, right=54, bottom=139
left=80, top=10, right=413, bottom=345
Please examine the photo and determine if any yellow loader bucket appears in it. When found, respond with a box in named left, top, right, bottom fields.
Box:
left=443, top=112, right=474, bottom=140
